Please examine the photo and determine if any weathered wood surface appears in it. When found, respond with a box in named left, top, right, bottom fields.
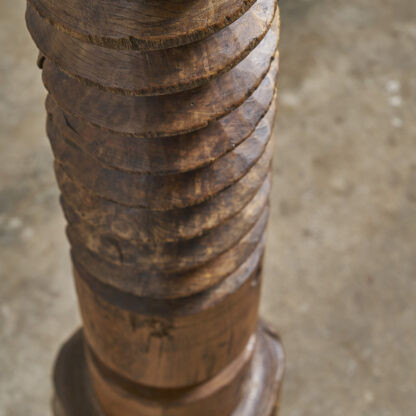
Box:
left=42, top=25, right=279, bottom=137
left=85, top=333, right=254, bottom=416
left=71, top=208, right=268, bottom=299
left=65, top=175, right=269, bottom=266
left=26, top=0, right=284, bottom=412
left=28, top=0, right=259, bottom=50
left=27, top=0, right=278, bottom=95
left=75, top=253, right=262, bottom=387
left=68, top=205, right=269, bottom=276
left=45, top=72, right=277, bottom=175
left=48, top=97, right=276, bottom=210
left=55, top=134, right=273, bottom=239
left=52, top=322, right=284, bottom=416
left=62, top=168, right=270, bottom=245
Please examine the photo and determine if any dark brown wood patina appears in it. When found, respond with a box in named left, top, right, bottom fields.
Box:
left=26, top=0, right=284, bottom=414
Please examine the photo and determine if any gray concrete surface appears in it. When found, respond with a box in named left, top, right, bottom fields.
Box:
left=1, top=0, right=415, bottom=415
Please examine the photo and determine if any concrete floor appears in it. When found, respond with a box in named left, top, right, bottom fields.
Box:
left=1, top=0, right=415, bottom=415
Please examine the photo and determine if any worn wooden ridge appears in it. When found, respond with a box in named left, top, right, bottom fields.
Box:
left=26, top=0, right=284, bottom=413
left=42, top=26, right=279, bottom=137
left=27, top=0, right=279, bottom=95
left=45, top=72, right=278, bottom=175
left=28, top=0, right=258, bottom=50
left=49, top=99, right=276, bottom=210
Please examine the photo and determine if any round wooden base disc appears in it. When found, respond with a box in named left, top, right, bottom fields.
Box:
left=52, top=321, right=284, bottom=416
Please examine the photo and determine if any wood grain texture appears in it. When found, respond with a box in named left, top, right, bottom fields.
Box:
left=74, top=255, right=263, bottom=387
left=70, top=203, right=268, bottom=299
left=61, top=168, right=270, bottom=245
left=52, top=125, right=274, bottom=223
left=25, top=0, right=284, bottom=411
left=57, top=140, right=273, bottom=291
left=42, top=26, right=279, bottom=137
left=48, top=96, right=276, bottom=210
left=85, top=334, right=254, bottom=416
left=28, top=0, right=258, bottom=50
left=44, top=71, right=277, bottom=175
left=52, top=322, right=283, bottom=416
left=68, top=204, right=269, bottom=277
left=27, top=0, right=278, bottom=95
left=64, top=170, right=269, bottom=260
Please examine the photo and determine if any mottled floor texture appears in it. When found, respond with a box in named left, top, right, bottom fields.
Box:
left=1, top=0, right=415, bottom=415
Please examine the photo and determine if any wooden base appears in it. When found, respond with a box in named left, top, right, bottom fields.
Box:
left=52, top=321, right=284, bottom=416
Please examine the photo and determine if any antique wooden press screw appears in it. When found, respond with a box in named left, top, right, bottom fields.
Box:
left=26, top=0, right=284, bottom=414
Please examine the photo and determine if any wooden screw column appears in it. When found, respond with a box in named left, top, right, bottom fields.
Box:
left=26, top=0, right=284, bottom=414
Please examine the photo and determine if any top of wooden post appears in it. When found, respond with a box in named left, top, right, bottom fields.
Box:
left=28, top=0, right=258, bottom=49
